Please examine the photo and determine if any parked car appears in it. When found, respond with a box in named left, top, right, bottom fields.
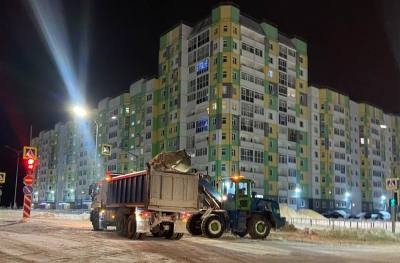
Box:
left=322, top=210, right=347, bottom=219
left=376, top=211, right=391, bottom=220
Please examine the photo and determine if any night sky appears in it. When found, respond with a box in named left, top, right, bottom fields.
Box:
left=1, top=0, right=400, bottom=206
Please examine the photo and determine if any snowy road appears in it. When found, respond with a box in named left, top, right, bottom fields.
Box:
left=0, top=210, right=399, bottom=262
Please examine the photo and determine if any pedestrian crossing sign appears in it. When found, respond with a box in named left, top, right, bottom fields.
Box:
left=101, top=144, right=112, bottom=156
left=23, top=146, right=37, bottom=160
left=0, top=172, right=5, bottom=184
left=386, top=178, right=398, bottom=190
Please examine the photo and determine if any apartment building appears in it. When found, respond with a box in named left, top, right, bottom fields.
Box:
left=32, top=3, right=399, bottom=212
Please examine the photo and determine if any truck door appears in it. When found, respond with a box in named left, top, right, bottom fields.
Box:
left=236, top=181, right=251, bottom=211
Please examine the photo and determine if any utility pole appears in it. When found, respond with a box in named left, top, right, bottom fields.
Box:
left=2, top=145, right=21, bottom=209
left=13, top=153, right=20, bottom=209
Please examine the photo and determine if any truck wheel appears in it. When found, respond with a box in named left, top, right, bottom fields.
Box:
left=248, top=215, right=271, bottom=239
left=91, top=210, right=101, bottom=231
left=127, top=215, right=145, bottom=240
left=201, top=214, right=225, bottom=238
left=186, top=213, right=203, bottom=236
left=151, top=225, right=162, bottom=237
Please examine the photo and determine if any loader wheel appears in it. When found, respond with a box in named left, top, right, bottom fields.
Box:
left=201, top=214, right=225, bottom=239
left=186, top=213, right=203, bottom=236
left=91, top=210, right=101, bottom=231
left=248, top=215, right=271, bottom=239
left=127, top=215, right=145, bottom=240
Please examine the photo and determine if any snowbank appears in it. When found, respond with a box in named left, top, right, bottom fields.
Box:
left=0, top=209, right=90, bottom=222
left=279, top=204, right=326, bottom=220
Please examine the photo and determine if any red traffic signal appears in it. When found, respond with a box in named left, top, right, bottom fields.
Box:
left=25, top=158, right=37, bottom=172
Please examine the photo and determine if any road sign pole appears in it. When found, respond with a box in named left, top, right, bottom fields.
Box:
left=22, top=194, right=32, bottom=220
left=391, top=205, right=396, bottom=233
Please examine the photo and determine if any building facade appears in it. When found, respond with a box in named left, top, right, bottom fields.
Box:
left=32, top=4, right=399, bottom=212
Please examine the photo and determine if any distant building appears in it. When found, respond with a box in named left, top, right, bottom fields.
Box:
left=32, top=4, right=399, bottom=213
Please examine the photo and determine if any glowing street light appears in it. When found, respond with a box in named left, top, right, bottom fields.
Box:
left=380, top=124, right=387, bottom=129
left=345, top=192, right=351, bottom=198
left=111, top=116, right=117, bottom=120
left=381, top=195, right=386, bottom=201
left=72, top=105, right=88, bottom=118
left=294, top=187, right=302, bottom=194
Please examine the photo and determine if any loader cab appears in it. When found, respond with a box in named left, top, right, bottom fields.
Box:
left=219, top=176, right=252, bottom=212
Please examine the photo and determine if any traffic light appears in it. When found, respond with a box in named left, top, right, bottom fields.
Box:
left=390, top=192, right=398, bottom=207
left=25, top=158, right=36, bottom=173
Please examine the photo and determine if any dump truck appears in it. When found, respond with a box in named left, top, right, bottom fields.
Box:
left=89, top=150, right=198, bottom=240
left=187, top=174, right=286, bottom=239
left=90, top=150, right=285, bottom=240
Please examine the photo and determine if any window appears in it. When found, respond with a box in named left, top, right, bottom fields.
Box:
left=223, top=56, right=228, bottom=63
left=240, top=118, right=253, bottom=132
left=232, top=72, right=237, bottom=80
left=254, top=150, right=264, bottom=163
left=279, top=154, right=287, bottom=164
left=279, top=100, right=287, bottom=112
left=241, top=102, right=254, bottom=118
left=279, top=113, right=287, bottom=126
left=254, top=105, right=264, bottom=115
left=196, top=58, right=209, bottom=74
left=288, top=169, right=297, bottom=177
left=196, top=74, right=209, bottom=90
left=279, top=72, right=287, bottom=86
left=223, top=40, right=228, bottom=48
left=278, top=58, right=286, bottom=72
left=146, top=94, right=152, bottom=101
left=223, top=25, right=228, bottom=32
left=241, top=87, right=254, bottom=102
left=197, top=30, right=209, bottom=47
left=240, top=148, right=253, bottom=162
left=196, top=119, right=208, bottom=133
left=196, top=88, right=208, bottom=104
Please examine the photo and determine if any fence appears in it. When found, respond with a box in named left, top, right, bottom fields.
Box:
left=288, top=217, right=400, bottom=234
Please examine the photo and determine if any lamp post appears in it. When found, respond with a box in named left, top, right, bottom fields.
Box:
left=2, top=145, right=22, bottom=209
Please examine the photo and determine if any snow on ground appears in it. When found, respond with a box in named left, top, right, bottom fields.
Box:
left=0, top=209, right=399, bottom=263
left=0, top=209, right=89, bottom=224
left=279, top=204, right=326, bottom=220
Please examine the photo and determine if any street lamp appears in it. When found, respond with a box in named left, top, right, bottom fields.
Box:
left=72, top=105, right=88, bottom=118
left=2, top=145, right=22, bottom=209
left=380, top=124, right=387, bottom=129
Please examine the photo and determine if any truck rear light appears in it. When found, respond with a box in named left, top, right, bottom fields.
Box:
left=180, top=212, right=191, bottom=222
left=135, top=210, right=151, bottom=219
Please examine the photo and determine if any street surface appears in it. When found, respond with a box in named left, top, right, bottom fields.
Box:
left=0, top=209, right=399, bottom=263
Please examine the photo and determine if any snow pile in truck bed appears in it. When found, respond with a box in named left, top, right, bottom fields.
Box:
left=279, top=204, right=325, bottom=220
